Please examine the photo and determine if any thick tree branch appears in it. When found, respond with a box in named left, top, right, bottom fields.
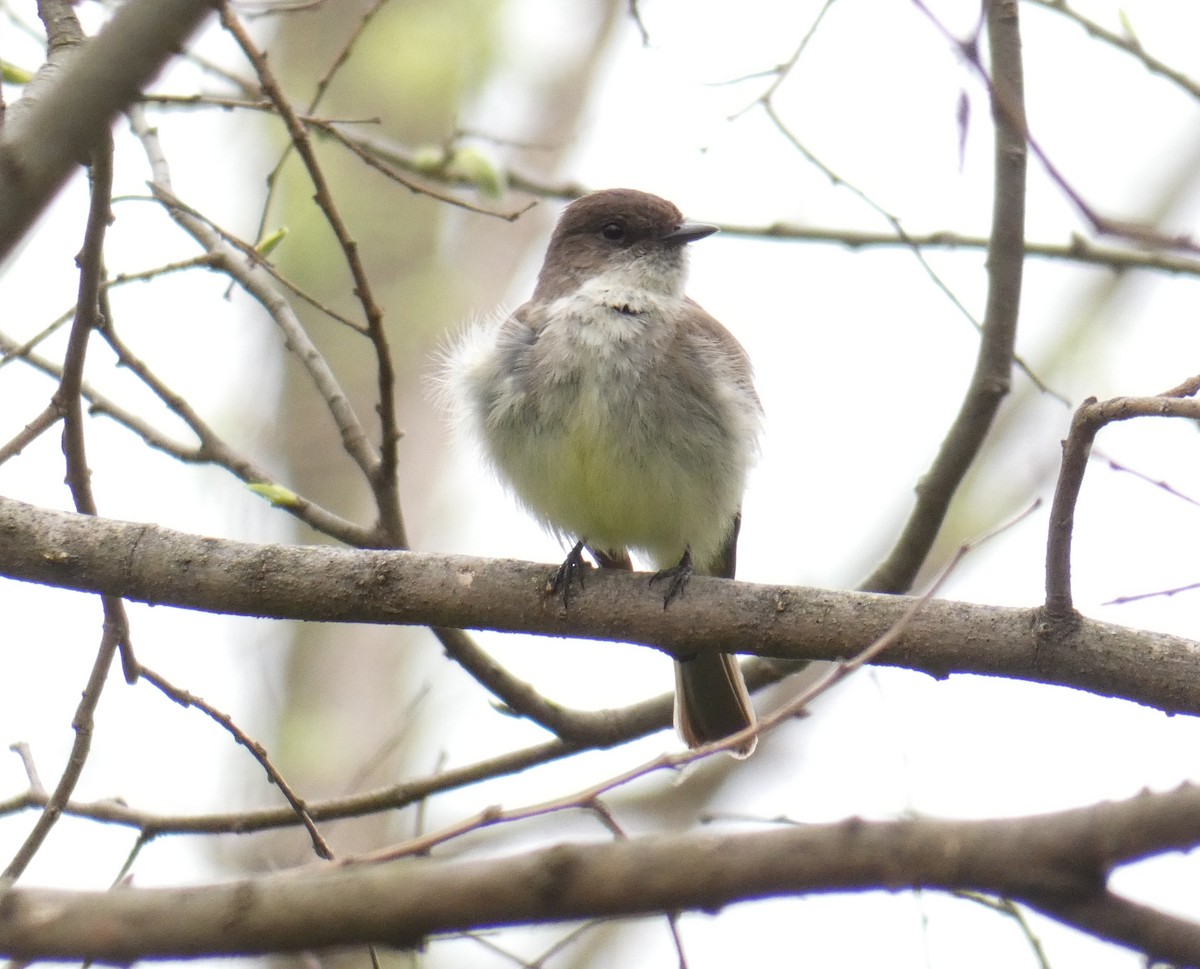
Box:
left=2, top=496, right=1199, bottom=720
left=0, top=0, right=215, bottom=261
left=863, top=0, right=1026, bottom=594
left=3, top=783, right=1200, bottom=963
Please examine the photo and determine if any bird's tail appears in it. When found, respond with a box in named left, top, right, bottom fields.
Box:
left=674, top=652, right=757, bottom=757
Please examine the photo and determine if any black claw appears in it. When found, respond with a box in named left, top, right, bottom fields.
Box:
left=550, top=540, right=590, bottom=607
left=649, top=547, right=693, bottom=609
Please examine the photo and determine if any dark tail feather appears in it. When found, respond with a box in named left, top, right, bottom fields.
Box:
left=674, top=652, right=756, bottom=757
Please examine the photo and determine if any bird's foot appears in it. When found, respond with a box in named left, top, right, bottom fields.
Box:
left=550, top=540, right=590, bottom=608
left=649, top=547, right=693, bottom=609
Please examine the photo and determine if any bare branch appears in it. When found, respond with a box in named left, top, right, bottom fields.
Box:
left=917, top=0, right=1200, bottom=255
left=2, top=496, right=1200, bottom=722
left=6, top=784, right=1200, bottom=963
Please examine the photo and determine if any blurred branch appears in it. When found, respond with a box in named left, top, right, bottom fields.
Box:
left=863, top=0, right=1026, bottom=594
left=919, top=1, right=1199, bottom=255
left=7, top=782, right=1200, bottom=964
left=1025, top=0, right=1200, bottom=101
left=0, top=403, right=60, bottom=465
left=0, top=0, right=213, bottom=261
left=246, top=0, right=392, bottom=253
left=0, top=318, right=259, bottom=467
left=140, top=97, right=1200, bottom=279
left=953, top=892, right=1052, bottom=968
left=718, top=225, right=1200, bottom=277
left=3, top=495, right=1200, bottom=722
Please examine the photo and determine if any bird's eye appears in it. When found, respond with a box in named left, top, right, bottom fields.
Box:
left=600, top=221, right=625, bottom=242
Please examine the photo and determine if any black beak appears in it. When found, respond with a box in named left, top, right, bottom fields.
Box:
left=663, top=220, right=719, bottom=245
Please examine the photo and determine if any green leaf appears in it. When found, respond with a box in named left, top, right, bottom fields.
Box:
left=448, top=146, right=507, bottom=199
left=2, top=63, right=34, bottom=85
left=411, top=144, right=448, bottom=173
left=1117, top=9, right=1140, bottom=47
left=247, top=482, right=301, bottom=507
left=254, top=227, right=288, bottom=256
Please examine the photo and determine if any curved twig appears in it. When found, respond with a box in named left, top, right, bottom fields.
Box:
left=1044, top=378, right=1200, bottom=617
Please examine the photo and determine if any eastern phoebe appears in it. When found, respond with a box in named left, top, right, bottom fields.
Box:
left=448, top=188, right=762, bottom=755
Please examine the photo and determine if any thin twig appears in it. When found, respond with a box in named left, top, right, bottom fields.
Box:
left=1025, top=0, right=1200, bottom=102
left=220, top=6, right=407, bottom=548
left=7, top=744, right=45, bottom=799
left=952, top=891, right=1052, bottom=969
left=0, top=327, right=213, bottom=464
left=112, top=192, right=368, bottom=334
left=241, top=0, right=394, bottom=259
left=94, top=302, right=371, bottom=545
left=308, top=0, right=392, bottom=112
left=727, top=0, right=837, bottom=114
left=139, top=666, right=334, bottom=860
left=0, top=404, right=60, bottom=466
left=2, top=626, right=123, bottom=881
left=432, top=627, right=662, bottom=747
left=0, top=254, right=215, bottom=374
left=914, top=0, right=1200, bottom=256
left=0, top=737, right=570, bottom=837
left=0, top=656, right=798, bottom=839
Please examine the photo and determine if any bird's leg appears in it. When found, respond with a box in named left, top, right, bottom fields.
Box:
left=589, top=546, right=632, bottom=571
left=550, top=540, right=590, bottom=607
left=649, top=546, right=693, bottom=609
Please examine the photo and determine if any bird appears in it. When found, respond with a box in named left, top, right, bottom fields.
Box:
left=447, top=188, right=763, bottom=755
